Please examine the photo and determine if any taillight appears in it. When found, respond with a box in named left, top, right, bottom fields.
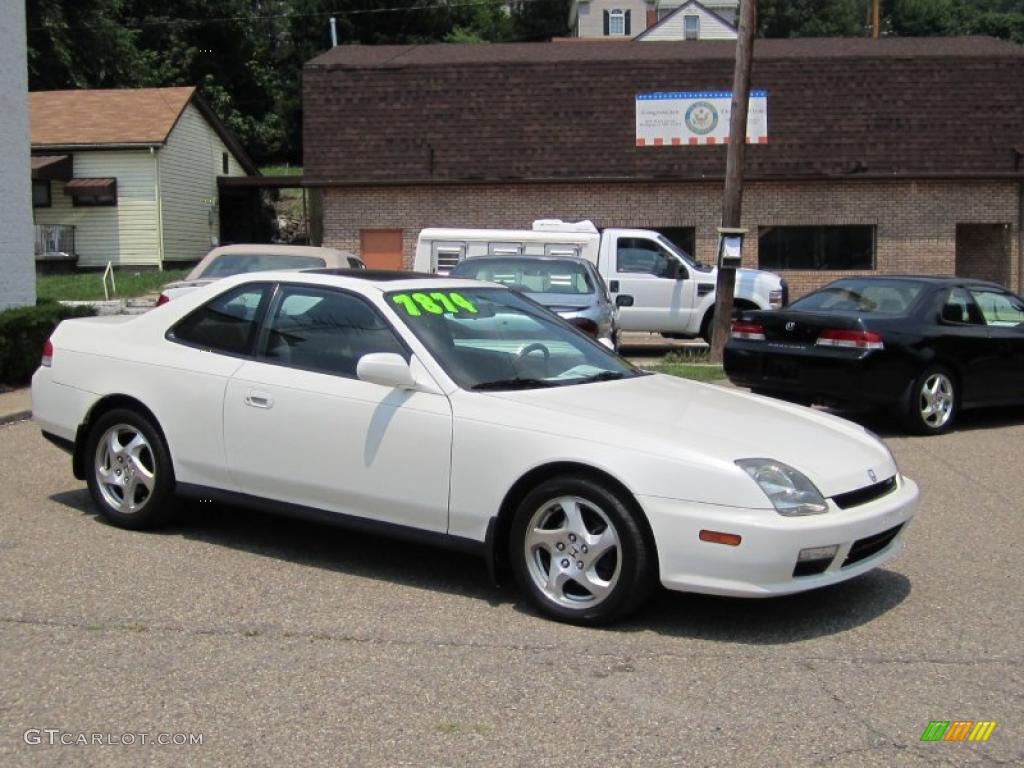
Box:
left=569, top=317, right=599, bottom=338
left=815, top=329, right=884, bottom=350
left=156, top=293, right=170, bottom=306
left=730, top=320, right=765, bottom=341
left=41, top=339, right=53, bottom=368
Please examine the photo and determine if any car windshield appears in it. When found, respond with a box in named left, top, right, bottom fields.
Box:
left=790, top=279, right=925, bottom=315
left=450, top=259, right=595, bottom=295
left=200, top=254, right=326, bottom=279
left=387, top=287, right=643, bottom=391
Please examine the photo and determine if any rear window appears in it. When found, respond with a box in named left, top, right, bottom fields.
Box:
left=451, top=259, right=595, bottom=295
left=200, top=253, right=326, bottom=278
left=790, top=279, right=924, bottom=314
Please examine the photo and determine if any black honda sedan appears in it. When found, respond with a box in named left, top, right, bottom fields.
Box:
left=724, top=276, right=1024, bottom=434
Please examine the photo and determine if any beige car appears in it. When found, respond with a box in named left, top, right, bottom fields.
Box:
left=158, top=245, right=365, bottom=303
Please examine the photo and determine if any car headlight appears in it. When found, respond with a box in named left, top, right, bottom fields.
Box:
left=735, top=459, right=828, bottom=516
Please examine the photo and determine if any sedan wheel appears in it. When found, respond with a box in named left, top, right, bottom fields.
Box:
left=905, top=367, right=957, bottom=435
left=510, top=477, right=654, bottom=625
left=85, top=408, right=176, bottom=529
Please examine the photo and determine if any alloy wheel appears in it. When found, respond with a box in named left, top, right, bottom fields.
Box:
left=94, top=423, right=157, bottom=514
left=918, top=372, right=954, bottom=429
left=523, top=495, right=622, bottom=609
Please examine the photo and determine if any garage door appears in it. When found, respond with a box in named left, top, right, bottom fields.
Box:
left=360, top=230, right=403, bottom=270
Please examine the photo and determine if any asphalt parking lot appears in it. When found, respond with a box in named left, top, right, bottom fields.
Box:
left=1, top=401, right=1022, bottom=767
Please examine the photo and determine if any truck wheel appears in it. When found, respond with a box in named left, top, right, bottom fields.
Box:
left=700, top=310, right=714, bottom=344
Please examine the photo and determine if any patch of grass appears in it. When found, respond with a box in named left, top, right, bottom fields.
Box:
left=662, top=348, right=710, bottom=364
left=36, top=268, right=190, bottom=302
left=652, top=362, right=726, bottom=382
left=259, top=164, right=302, bottom=176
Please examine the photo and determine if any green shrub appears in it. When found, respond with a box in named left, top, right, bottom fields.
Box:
left=0, top=302, right=97, bottom=385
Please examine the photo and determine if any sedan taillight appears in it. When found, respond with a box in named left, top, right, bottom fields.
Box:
left=730, top=321, right=765, bottom=341
left=155, top=293, right=170, bottom=306
left=815, top=329, right=884, bottom=350
left=568, top=317, right=599, bottom=338
left=41, top=339, right=53, bottom=368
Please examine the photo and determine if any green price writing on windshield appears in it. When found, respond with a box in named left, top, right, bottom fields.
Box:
left=392, top=292, right=478, bottom=317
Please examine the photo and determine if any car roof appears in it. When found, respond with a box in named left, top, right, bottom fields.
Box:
left=216, top=268, right=488, bottom=294
left=456, top=254, right=592, bottom=264
left=824, top=274, right=1005, bottom=289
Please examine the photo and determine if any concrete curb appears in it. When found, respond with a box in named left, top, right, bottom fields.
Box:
left=0, top=410, right=31, bottom=426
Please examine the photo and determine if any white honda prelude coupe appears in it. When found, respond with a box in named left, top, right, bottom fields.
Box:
left=32, top=270, right=919, bottom=625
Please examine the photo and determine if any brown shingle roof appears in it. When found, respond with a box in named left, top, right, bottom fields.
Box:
left=303, top=37, right=1024, bottom=185
left=30, top=86, right=195, bottom=147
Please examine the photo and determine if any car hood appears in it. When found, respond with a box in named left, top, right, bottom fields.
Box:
left=475, top=374, right=895, bottom=498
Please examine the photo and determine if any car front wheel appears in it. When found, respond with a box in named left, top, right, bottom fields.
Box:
left=510, top=476, right=654, bottom=625
left=904, top=366, right=957, bottom=435
left=85, top=408, right=176, bottom=529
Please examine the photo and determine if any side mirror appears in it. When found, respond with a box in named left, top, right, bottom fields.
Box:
left=940, top=304, right=965, bottom=324
left=615, top=294, right=634, bottom=307
left=357, top=353, right=417, bottom=389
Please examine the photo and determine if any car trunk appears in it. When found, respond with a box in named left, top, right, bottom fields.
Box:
left=751, top=310, right=869, bottom=346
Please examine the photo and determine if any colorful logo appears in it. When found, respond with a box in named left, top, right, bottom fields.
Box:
left=920, top=721, right=997, bottom=742
left=684, top=101, right=718, bottom=135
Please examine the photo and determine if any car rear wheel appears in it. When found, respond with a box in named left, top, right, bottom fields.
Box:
left=904, top=366, right=957, bottom=435
left=699, top=310, right=714, bottom=345
left=510, top=476, right=654, bottom=625
left=85, top=408, right=176, bottom=529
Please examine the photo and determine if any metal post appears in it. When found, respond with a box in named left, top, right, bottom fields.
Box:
left=709, top=0, right=757, bottom=363
left=330, top=17, right=338, bottom=47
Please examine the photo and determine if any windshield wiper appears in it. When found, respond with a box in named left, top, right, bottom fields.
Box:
left=472, top=378, right=557, bottom=391
left=576, top=371, right=629, bottom=384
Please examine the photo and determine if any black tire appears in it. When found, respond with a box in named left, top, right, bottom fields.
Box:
left=509, top=476, right=655, bottom=626
left=699, top=310, right=714, bottom=345
left=84, top=408, right=177, bottom=529
left=903, top=365, right=958, bottom=435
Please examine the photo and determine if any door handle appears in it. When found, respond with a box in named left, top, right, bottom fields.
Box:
left=244, top=390, right=274, bottom=409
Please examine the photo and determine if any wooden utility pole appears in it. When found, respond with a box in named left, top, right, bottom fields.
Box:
left=709, top=0, right=757, bottom=363
left=872, top=0, right=881, bottom=38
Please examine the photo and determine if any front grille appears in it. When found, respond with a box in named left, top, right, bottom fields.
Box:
left=832, top=476, right=897, bottom=509
left=842, top=524, right=903, bottom=568
left=793, top=558, right=832, bottom=577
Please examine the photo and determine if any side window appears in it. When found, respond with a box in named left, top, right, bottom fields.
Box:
left=261, top=286, right=408, bottom=377
left=941, top=288, right=981, bottom=325
left=616, top=238, right=683, bottom=278
left=169, top=284, right=269, bottom=356
left=969, top=289, right=1024, bottom=327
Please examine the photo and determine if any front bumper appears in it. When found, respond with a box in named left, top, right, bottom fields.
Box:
left=640, top=474, right=918, bottom=597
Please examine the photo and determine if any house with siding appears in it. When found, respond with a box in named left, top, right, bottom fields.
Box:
left=302, top=38, right=1024, bottom=298
left=638, top=1, right=738, bottom=41
left=29, top=87, right=256, bottom=269
left=568, top=0, right=737, bottom=40
left=0, top=0, right=34, bottom=309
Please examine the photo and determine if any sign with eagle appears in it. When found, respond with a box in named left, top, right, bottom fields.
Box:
left=635, top=91, right=768, bottom=146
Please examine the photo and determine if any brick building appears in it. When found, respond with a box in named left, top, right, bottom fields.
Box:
left=302, top=38, right=1024, bottom=297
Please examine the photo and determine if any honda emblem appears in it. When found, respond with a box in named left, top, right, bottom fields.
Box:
left=868, top=469, right=877, bottom=483
left=785, top=321, right=796, bottom=331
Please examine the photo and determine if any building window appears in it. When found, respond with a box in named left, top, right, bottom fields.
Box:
left=758, top=226, right=876, bottom=271
left=606, top=9, right=630, bottom=36
left=71, top=190, right=117, bottom=207
left=32, top=180, right=51, bottom=208
left=222, top=152, right=230, bottom=175
left=683, top=15, right=700, bottom=39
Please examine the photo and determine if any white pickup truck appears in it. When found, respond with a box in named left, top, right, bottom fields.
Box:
left=414, top=220, right=786, bottom=341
